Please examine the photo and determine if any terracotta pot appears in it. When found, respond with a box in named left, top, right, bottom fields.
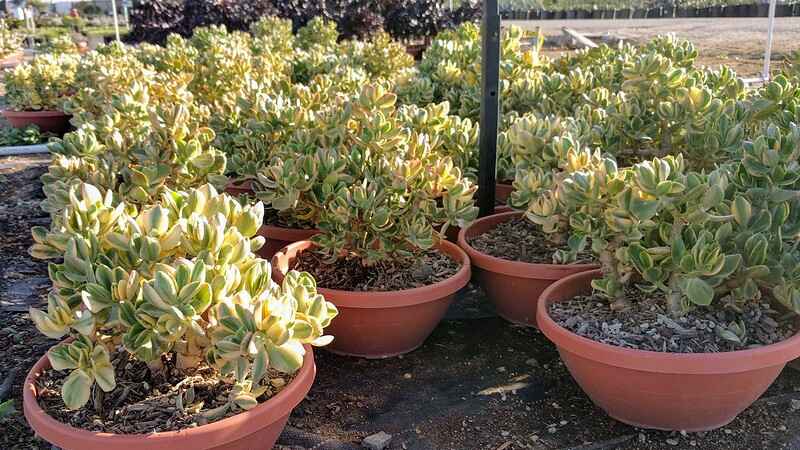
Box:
left=256, top=224, right=319, bottom=260
left=538, top=269, right=800, bottom=431
left=405, top=43, right=427, bottom=61
left=272, top=240, right=470, bottom=358
left=458, top=211, right=597, bottom=327
left=2, top=109, right=72, bottom=134
left=1, top=50, right=23, bottom=68
left=494, top=182, right=514, bottom=204
left=223, top=179, right=254, bottom=197
left=24, top=344, right=316, bottom=450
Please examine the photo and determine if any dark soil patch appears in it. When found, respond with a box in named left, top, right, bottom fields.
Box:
left=550, top=289, right=797, bottom=353
left=35, top=348, right=294, bottom=434
left=264, top=206, right=317, bottom=230
left=291, top=250, right=460, bottom=291
left=468, top=217, right=593, bottom=264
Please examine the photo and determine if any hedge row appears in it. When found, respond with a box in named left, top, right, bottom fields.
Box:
left=129, top=0, right=482, bottom=44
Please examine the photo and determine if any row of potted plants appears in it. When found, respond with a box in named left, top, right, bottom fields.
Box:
left=14, top=15, right=800, bottom=448
left=18, top=18, right=479, bottom=450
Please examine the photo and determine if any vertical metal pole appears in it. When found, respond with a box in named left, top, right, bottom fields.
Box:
left=111, top=0, right=121, bottom=42
left=762, top=0, right=777, bottom=81
left=478, top=0, right=500, bottom=217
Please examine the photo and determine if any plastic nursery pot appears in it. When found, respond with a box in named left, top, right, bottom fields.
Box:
left=494, top=182, right=514, bottom=204
left=223, top=179, right=254, bottom=197
left=405, top=43, right=427, bottom=61
left=458, top=211, right=598, bottom=327
left=24, top=344, right=316, bottom=450
left=537, top=269, right=800, bottom=432
left=0, top=50, right=23, bottom=68
left=2, top=109, right=72, bottom=135
left=272, top=240, right=471, bottom=359
left=256, top=224, right=320, bottom=261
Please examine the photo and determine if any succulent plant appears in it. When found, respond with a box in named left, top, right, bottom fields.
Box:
left=0, top=19, right=23, bottom=59
left=522, top=123, right=800, bottom=321
left=41, top=35, right=79, bottom=55
left=4, top=53, right=79, bottom=111
left=254, top=83, right=478, bottom=264
left=30, top=183, right=337, bottom=410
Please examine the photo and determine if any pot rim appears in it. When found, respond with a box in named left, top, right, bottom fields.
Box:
left=272, top=239, right=471, bottom=309
left=537, top=269, right=800, bottom=374
left=259, top=224, right=320, bottom=242
left=24, top=343, right=315, bottom=447
left=458, top=211, right=599, bottom=279
left=2, top=109, right=69, bottom=117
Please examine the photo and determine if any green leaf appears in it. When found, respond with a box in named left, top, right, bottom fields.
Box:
left=265, top=341, right=304, bottom=374
left=62, top=369, right=92, bottom=410
left=627, top=244, right=653, bottom=272
left=731, top=196, right=752, bottom=227
left=685, top=277, right=714, bottom=306
left=0, top=400, right=15, bottom=418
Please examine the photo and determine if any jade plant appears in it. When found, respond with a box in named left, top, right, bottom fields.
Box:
left=254, top=83, right=478, bottom=265
left=524, top=124, right=800, bottom=326
left=29, top=183, right=338, bottom=411
left=41, top=35, right=79, bottom=55
left=42, top=99, right=226, bottom=216
left=0, top=19, right=23, bottom=59
left=4, top=53, right=79, bottom=111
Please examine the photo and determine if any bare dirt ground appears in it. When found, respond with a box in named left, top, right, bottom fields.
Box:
left=4, top=154, right=800, bottom=450
left=508, top=17, right=800, bottom=76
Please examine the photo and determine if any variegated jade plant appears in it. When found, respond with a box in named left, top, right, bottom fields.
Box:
left=525, top=125, right=800, bottom=327
left=255, top=84, right=478, bottom=265
left=29, top=183, right=337, bottom=412
left=0, top=19, right=22, bottom=59
left=4, top=53, right=79, bottom=111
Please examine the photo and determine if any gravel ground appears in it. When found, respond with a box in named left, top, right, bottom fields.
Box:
left=508, top=17, right=800, bottom=76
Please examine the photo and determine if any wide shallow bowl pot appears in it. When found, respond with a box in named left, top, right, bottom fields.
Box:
left=257, top=225, right=319, bottom=260
left=272, top=240, right=470, bottom=358
left=458, top=211, right=598, bottom=327
left=24, top=344, right=316, bottom=450
left=3, top=109, right=72, bottom=134
left=537, top=269, right=800, bottom=431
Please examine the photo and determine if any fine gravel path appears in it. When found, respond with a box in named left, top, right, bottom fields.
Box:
left=508, top=17, right=800, bottom=76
